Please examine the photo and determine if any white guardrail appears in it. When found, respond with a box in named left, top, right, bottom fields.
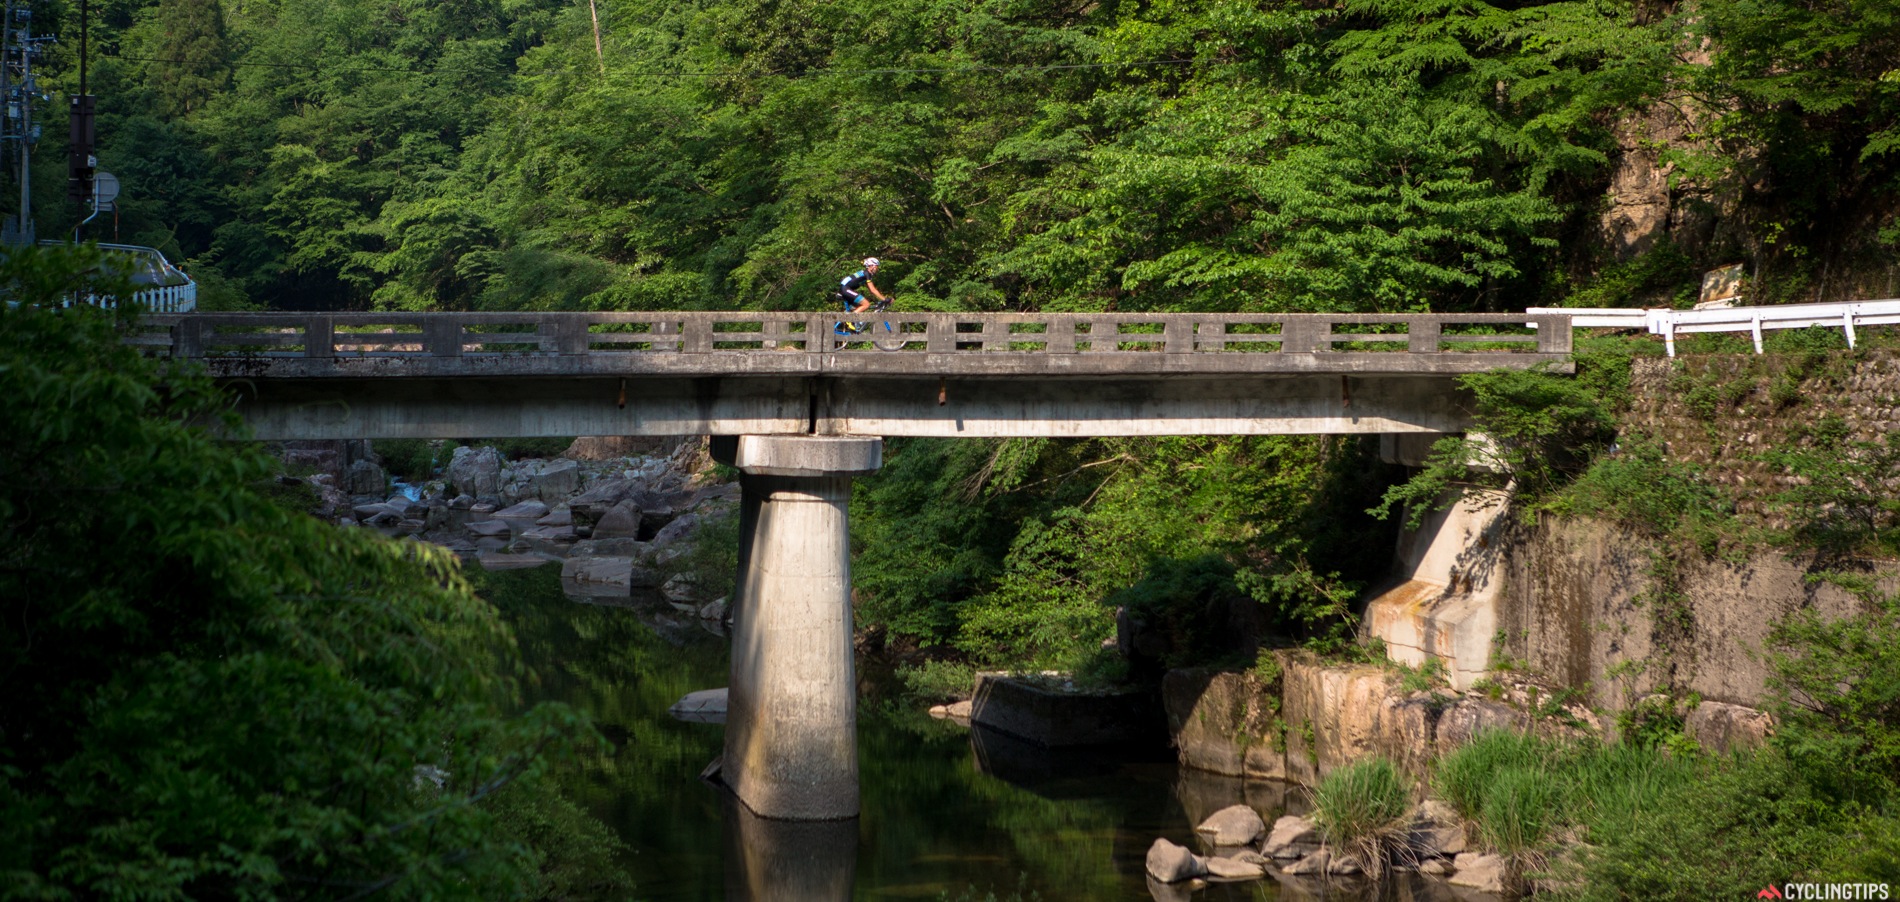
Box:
left=64, top=282, right=198, bottom=313
left=1529, top=299, right=1900, bottom=357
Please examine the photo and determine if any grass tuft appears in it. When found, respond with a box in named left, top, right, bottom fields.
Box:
left=1312, top=757, right=1412, bottom=878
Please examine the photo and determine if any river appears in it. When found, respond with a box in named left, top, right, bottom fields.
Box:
left=479, top=564, right=1486, bottom=901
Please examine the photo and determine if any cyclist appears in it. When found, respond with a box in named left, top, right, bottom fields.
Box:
left=834, top=257, right=890, bottom=331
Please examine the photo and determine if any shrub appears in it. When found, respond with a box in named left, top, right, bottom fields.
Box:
left=1576, top=750, right=1865, bottom=901
left=374, top=437, right=446, bottom=481
left=898, top=659, right=978, bottom=702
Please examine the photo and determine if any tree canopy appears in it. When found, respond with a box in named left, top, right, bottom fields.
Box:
left=10, top=0, right=1893, bottom=313
left=0, top=245, right=614, bottom=899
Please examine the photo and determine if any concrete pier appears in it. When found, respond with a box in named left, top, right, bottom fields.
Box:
left=717, top=435, right=882, bottom=820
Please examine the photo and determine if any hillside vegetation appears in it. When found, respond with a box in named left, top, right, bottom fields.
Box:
left=13, top=0, right=1897, bottom=313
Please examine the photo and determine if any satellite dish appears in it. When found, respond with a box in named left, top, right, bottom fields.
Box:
left=92, top=171, right=120, bottom=209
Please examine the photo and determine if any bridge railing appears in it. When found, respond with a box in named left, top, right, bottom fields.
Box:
left=1527, top=298, right=1900, bottom=356
left=137, top=311, right=1573, bottom=359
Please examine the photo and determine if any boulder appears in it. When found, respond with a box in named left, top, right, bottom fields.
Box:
left=568, top=479, right=635, bottom=526
left=515, top=525, right=577, bottom=556
left=1195, top=805, right=1266, bottom=847
left=535, top=504, right=573, bottom=527
left=1161, top=668, right=1287, bottom=780
left=651, top=512, right=702, bottom=547
left=423, top=502, right=452, bottom=531
left=1435, top=697, right=1530, bottom=752
left=466, top=519, right=512, bottom=538
left=1408, top=799, right=1467, bottom=858
left=477, top=552, right=547, bottom=571
left=517, top=458, right=581, bottom=502
left=1281, top=849, right=1330, bottom=876
left=494, top=500, right=550, bottom=521
left=570, top=538, right=653, bottom=558
left=343, top=459, right=387, bottom=496
left=1448, top=852, right=1507, bottom=894
left=1419, top=858, right=1450, bottom=876
left=1144, top=839, right=1207, bottom=883
left=929, top=700, right=974, bottom=719
left=352, top=502, right=398, bottom=521
left=561, top=556, right=637, bottom=598
left=669, top=688, right=728, bottom=723
left=1203, top=856, right=1266, bottom=880
left=1687, top=701, right=1774, bottom=754
left=1279, top=652, right=1395, bottom=785
left=699, top=597, right=728, bottom=622
left=592, top=499, right=643, bottom=539
left=383, top=495, right=420, bottom=517
left=1262, top=815, right=1323, bottom=860
left=662, top=573, right=699, bottom=604
left=448, top=446, right=503, bottom=500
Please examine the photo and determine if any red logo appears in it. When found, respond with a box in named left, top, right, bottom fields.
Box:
left=1758, top=888, right=1784, bottom=900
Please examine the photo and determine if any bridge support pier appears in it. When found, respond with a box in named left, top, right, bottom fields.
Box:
left=714, top=435, right=882, bottom=820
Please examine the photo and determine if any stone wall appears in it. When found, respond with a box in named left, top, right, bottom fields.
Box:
left=1496, top=516, right=1886, bottom=712
left=1621, top=349, right=1900, bottom=525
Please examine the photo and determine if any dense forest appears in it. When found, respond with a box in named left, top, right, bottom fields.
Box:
left=7, top=0, right=1897, bottom=313
left=5, top=0, right=1900, bottom=897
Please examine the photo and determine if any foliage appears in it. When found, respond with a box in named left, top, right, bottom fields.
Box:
left=481, top=437, right=580, bottom=461
left=1435, top=730, right=1551, bottom=822
left=1763, top=431, right=1900, bottom=557
left=1574, top=750, right=1890, bottom=900
left=0, top=247, right=601, bottom=899
left=1371, top=336, right=1638, bottom=527
left=1480, top=766, right=1559, bottom=854
left=897, top=659, right=978, bottom=703
left=376, top=438, right=450, bottom=482
left=853, top=435, right=1397, bottom=673
left=1547, top=439, right=1728, bottom=548
left=659, top=502, right=741, bottom=606
left=1765, top=577, right=1900, bottom=804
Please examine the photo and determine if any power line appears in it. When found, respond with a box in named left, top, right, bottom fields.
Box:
left=100, top=52, right=1198, bottom=80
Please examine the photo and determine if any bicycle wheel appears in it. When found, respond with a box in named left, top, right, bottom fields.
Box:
left=830, top=322, right=865, bottom=351
left=871, top=319, right=906, bottom=351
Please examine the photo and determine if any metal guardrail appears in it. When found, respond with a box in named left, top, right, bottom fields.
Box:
left=134, top=311, right=1572, bottom=360
left=76, top=281, right=198, bottom=313
left=1528, top=299, right=1900, bottom=356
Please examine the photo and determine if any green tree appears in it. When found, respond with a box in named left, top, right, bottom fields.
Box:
left=0, top=246, right=607, bottom=899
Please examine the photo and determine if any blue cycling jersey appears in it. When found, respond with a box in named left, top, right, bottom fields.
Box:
left=838, top=269, right=873, bottom=301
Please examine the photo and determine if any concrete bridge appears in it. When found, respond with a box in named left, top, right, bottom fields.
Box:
left=139, top=309, right=1576, bottom=821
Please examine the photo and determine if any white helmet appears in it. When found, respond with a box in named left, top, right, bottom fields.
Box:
left=862, top=257, right=880, bottom=267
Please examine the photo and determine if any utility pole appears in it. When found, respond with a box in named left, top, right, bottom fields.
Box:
left=68, top=0, right=93, bottom=240
left=1, top=0, right=53, bottom=246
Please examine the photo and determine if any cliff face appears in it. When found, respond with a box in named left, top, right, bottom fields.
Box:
left=1494, top=347, right=1900, bottom=711
left=1496, top=516, right=1881, bottom=711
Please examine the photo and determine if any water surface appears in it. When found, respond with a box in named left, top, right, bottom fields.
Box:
left=484, top=566, right=1479, bottom=902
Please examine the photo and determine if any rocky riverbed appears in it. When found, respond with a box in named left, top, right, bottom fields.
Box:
left=275, top=437, right=738, bottom=618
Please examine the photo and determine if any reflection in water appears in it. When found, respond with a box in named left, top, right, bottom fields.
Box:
left=722, top=794, right=857, bottom=902
left=483, top=566, right=1494, bottom=901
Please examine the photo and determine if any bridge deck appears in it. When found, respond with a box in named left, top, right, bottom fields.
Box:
left=134, top=312, right=1576, bottom=440
left=137, top=311, right=1574, bottom=377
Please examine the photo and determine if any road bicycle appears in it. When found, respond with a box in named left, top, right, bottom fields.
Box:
left=832, top=297, right=908, bottom=351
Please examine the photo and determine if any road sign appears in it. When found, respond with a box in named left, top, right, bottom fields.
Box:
left=92, top=169, right=117, bottom=209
